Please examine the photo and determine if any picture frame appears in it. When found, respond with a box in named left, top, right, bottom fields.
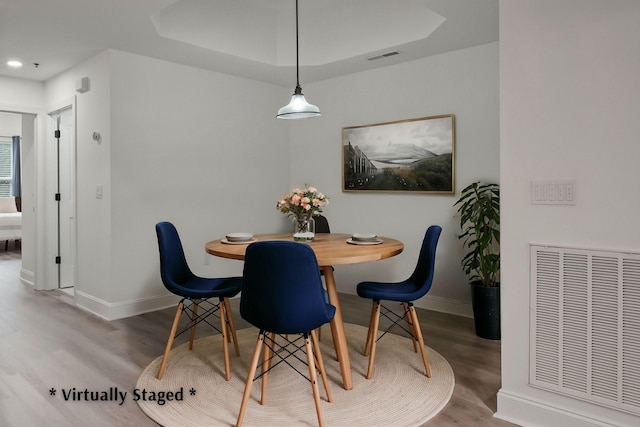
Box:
left=342, top=114, right=455, bottom=193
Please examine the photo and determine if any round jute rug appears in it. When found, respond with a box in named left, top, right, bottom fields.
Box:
left=136, top=323, right=454, bottom=426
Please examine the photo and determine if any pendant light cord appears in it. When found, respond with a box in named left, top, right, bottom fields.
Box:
left=295, top=0, right=301, bottom=91
left=277, top=0, right=320, bottom=117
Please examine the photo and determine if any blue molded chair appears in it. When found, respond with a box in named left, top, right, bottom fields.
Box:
left=356, top=225, right=442, bottom=379
left=236, top=241, right=336, bottom=427
left=155, top=221, right=243, bottom=381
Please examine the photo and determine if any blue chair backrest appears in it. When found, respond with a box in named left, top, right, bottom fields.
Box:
left=407, top=225, right=442, bottom=295
left=156, top=221, right=194, bottom=293
left=240, top=241, right=335, bottom=334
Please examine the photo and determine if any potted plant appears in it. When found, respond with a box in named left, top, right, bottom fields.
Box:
left=454, top=181, right=500, bottom=340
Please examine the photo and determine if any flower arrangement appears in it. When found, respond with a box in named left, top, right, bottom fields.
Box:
left=276, top=185, right=329, bottom=222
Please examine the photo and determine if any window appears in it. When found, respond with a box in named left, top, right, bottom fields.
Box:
left=0, top=140, right=13, bottom=197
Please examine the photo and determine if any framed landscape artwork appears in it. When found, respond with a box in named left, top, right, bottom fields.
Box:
left=342, top=114, right=455, bottom=193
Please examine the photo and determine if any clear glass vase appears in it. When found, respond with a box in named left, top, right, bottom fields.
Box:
left=293, top=216, right=315, bottom=242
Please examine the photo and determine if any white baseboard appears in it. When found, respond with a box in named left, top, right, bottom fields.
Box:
left=74, top=290, right=180, bottom=321
left=20, top=268, right=35, bottom=287
left=72, top=288, right=469, bottom=322
left=413, top=294, right=473, bottom=318
left=496, top=389, right=638, bottom=427
left=340, top=288, right=473, bottom=318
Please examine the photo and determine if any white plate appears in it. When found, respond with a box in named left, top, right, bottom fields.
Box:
left=351, top=233, right=378, bottom=242
left=346, top=238, right=383, bottom=245
left=225, top=232, right=254, bottom=242
left=293, top=232, right=315, bottom=239
left=221, top=237, right=257, bottom=245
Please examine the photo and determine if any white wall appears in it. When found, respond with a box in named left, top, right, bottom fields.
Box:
left=44, top=50, right=290, bottom=319
left=290, top=42, right=500, bottom=316
left=46, top=51, right=112, bottom=302
left=107, top=50, right=290, bottom=313
left=0, top=112, right=21, bottom=133
left=498, top=1, right=640, bottom=426
left=0, top=76, right=44, bottom=112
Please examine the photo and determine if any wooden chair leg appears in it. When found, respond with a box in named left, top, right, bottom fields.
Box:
left=311, top=329, right=332, bottom=403
left=260, top=332, right=274, bottom=405
left=364, top=300, right=378, bottom=356
left=305, top=334, right=325, bottom=427
left=408, top=305, right=431, bottom=377
left=402, top=302, right=418, bottom=352
left=223, top=297, right=241, bottom=356
left=156, top=301, right=184, bottom=379
left=366, top=302, right=381, bottom=379
left=188, top=300, right=198, bottom=350
left=219, top=301, right=231, bottom=381
left=236, top=332, right=265, bottom=427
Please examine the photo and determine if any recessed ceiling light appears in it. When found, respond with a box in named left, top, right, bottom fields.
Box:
left=7, top=60, right=23, bottom=68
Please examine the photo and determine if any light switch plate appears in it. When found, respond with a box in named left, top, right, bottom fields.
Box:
left=531, top=180, right=575, bottom=205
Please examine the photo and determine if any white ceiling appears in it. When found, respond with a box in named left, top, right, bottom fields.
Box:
left=0, top=0, right=498, bottom=87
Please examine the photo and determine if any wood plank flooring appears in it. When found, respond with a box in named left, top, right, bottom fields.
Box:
left=0, top=247, right=518, bottom=426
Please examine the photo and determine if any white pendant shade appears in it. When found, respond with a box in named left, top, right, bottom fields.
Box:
left=277, top=92, right=320, bottom=119
left=276, top=0, right=320, bottom=119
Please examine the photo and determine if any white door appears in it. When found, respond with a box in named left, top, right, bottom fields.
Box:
left=51, top=107, right=76, bottom=289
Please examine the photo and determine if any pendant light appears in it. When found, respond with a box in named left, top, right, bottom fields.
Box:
left=277, top=0, right=320, bottom=119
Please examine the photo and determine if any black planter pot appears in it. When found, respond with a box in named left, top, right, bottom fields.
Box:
left=470, top=281, right=501, bottom=340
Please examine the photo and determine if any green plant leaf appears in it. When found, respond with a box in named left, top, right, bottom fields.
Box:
left=453, top=181, right=500, bottom=287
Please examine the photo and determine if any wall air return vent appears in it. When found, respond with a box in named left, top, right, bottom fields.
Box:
left=367, top=51, right=400, bottom=61
left=530, top=244, right=640, bottom=416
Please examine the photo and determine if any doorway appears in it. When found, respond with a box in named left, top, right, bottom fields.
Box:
left=49, top=106, right=76, bottom=291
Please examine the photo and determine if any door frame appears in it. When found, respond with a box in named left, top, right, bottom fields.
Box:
left=44, top=97, right=77, bottom=291
left=0, top=98, right=78, bottom=292
left=0, top=103, right=40, bottom=288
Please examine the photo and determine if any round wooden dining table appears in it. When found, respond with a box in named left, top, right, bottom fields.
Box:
left=205, top=233, right=404, bottom=390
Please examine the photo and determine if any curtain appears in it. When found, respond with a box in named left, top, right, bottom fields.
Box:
left=11, top=136, right=20, bottom=197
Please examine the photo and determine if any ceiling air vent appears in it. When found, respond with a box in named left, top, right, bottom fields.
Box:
left=367, top=51, right=400, bottom=61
